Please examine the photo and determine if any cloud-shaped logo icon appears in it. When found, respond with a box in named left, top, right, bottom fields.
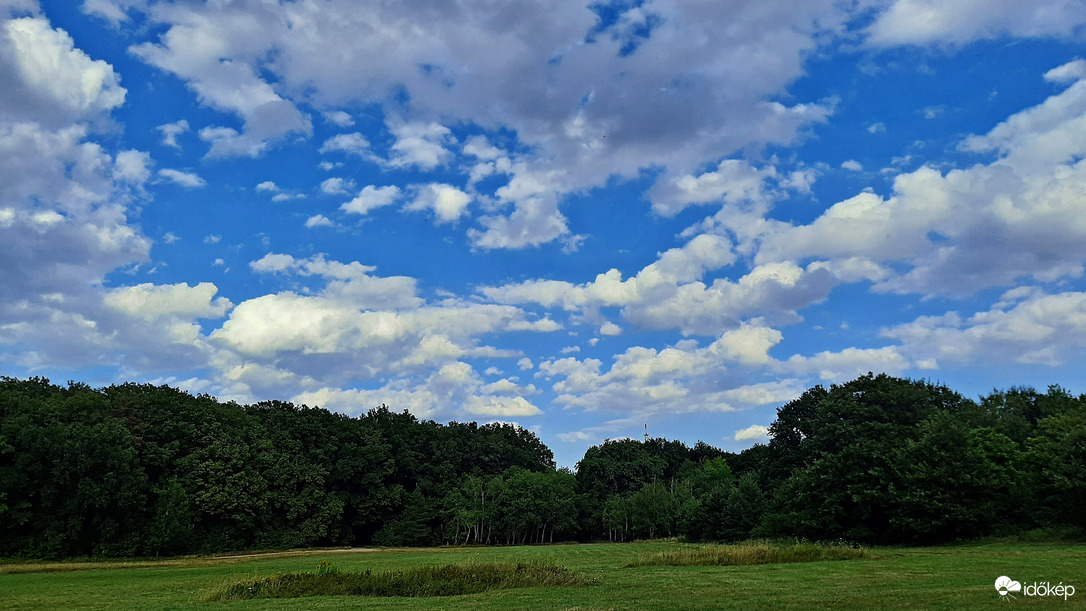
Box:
left=995, top=576, right=1022, bottom=600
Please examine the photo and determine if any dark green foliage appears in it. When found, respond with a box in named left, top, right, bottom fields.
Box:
left=673, top=459, right=767, bottom=543
left=208, top=561, right=590, bottom=600
left=372, top=492, right=437, bottom=547
left=440, top=468, right=578, bottom=546
left=758, top=374, right=1086, bottom=544
left=146, top=478, right=195, bottom=555
left=575, top=436, right=717, bottom=538
left=1025, top=403, right=1086, bottom=528
left=0, top=381, right=149, bottom=557
left=888, top=414, right=1025, bottom=541
left=0, top=377, right=557, bottom=558
left=628, top=481, right=679, bottom=539
left=2, top=373, right=1084, bottom=556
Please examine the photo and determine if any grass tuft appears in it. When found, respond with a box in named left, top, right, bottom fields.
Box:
left=206, top=560, right=593, bottom=600
left=627, top=540, right=868, bottom=567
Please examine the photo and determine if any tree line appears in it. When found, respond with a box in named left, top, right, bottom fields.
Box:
left=0, top=373, right=1082, bottom=558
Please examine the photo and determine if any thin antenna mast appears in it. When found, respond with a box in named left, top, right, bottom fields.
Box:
left=644, top=424, right=649, bottom=442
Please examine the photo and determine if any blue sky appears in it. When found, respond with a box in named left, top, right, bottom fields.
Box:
left=3, top=0, right=1086, bottom=467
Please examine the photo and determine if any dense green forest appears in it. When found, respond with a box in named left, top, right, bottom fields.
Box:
left=0, top=373, right=1083, bottom=558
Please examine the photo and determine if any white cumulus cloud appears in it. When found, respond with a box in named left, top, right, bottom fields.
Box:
left=341, top=185, right=401, bottom=216
left=733, top=424, right=770, bottom=442
left=407, top=184, right=472, bottom=224
left=868, top=0, right=1086, bottom=47
left=105, top=282, right=233, bottom=321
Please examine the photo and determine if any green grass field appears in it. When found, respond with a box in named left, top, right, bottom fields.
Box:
left=1, top=541, right=1083, bottom=609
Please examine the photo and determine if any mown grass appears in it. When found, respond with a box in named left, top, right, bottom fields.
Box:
left=208, top=560, right=591, bottom=601
left=2, top=541, right=1084, bottom=609
left=0, top=546, right=375, bottom=576
left=627, top=540, right=867, bottom=567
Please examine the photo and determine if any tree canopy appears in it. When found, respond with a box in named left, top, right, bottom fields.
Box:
left=1, top=373, right=1082, bottom=558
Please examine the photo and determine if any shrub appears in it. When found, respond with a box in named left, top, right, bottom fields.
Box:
left=627, top=540, right=867, bottom=567
left=208, top=560, right=592, bottom=600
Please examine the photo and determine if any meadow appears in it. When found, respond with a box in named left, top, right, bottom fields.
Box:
left=1, top=540, right=1083, bottom=609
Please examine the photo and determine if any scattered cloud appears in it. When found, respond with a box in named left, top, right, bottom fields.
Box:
left=131, top=7, right=311, bottom=158
left=867, top=0, right=1086, bottom=47
left=387, top=121, right=455, bottom=170
left=341, top=185, right=401, bottom=216
left=320, top=132, right=370, bottom=156
left=322, top=110, right=354, bottom=127
left=320, top=177, right=354, bottom=195
left=651, top=160, right=778, bottom=216
left=158, top=168, right=206, bottom=188
left=2, top=15, right=125, bottom=125
left=1045, top=58, right=1086, bottom=83
left=600, top=322, right=622, bottom=336
left=921, top=105, right=944, bottom=119
left=464, top=395, right=542, bottom=417
left=114, top=149, right=152, bottom=185
left=885, top=289, right=1086, bottom=367
left=157, top=119, right=189, bottom=149
left=6, top=3, right=1086, bottom=468
left=305, top=214, right=334, bottom=228
left=406, top=184, right=472, bottom=224
left=733, top=424, right=770, bottom=442
left=105, top=282, right=232, bottom=321
left=760, top=70, right=1086, bottom=297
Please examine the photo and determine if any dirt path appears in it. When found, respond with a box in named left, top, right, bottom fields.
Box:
left=0, top=548, right=381, bottom=575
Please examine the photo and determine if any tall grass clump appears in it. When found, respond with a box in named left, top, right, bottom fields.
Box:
left=628, top=540, right=867, bottom=567
left=207, top=560, right=592, bottom=601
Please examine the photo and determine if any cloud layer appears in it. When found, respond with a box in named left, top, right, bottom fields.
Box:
left=4, top=0, right=1086, bottom=466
